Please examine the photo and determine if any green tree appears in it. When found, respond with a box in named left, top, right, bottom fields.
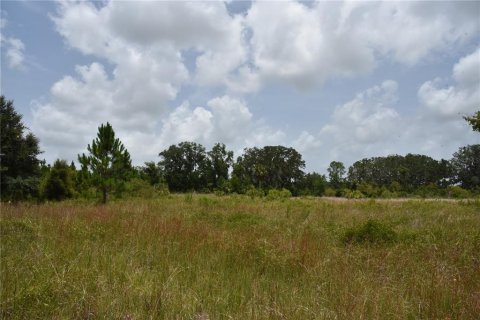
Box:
left=464, top=111, right=480, bottom=132
left=78, top=123, right=132, bottom=204
left=41, top=159, right=75, bottom=201
left=450, top=144, right=480, bottom=189
left=347, top=154, right=450, bottom=191
left=328, top=161, right=345, bottom=190
left=138, top=161, right=164, bottom=186
left=232, top=146, right=305, bottom=193
left=299, top=172, right=327, bottom=196
left=206, top=143, right=233, bottom=190
left=0, top=96, right=42, bottom=201
left=159, top=142, right=208, bottom=192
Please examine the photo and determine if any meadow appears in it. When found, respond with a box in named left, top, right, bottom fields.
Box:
left=1, top=195, right=479, bottom=319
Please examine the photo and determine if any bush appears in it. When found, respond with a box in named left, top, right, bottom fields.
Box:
left=345, top=189, right=365, bottom=199
left=379, top=188, right=397, bottom=199
left=246, top=186, right=265, bottom=199
left=124, top=178, right=169, bottom=198
left=446, top=186, right=471, bottom=199
left=357, top=183, right=380, bottom=198
left=40, top=159, right=75, bottom=201
left=343, top=219, right=397, bottom=245
left=324, top=187, right=336, bottom=197
left=266, top=188, right=292, bottom=201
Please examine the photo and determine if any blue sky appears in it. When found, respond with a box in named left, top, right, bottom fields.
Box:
left=1, top=1, right=479, bottom=173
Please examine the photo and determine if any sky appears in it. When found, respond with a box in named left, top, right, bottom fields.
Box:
left=1, top=0, right=479, bottom=173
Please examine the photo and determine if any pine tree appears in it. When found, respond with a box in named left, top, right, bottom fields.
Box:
left=78, top=123, right=132, bottom=203
left=0, top=96, right=42, bottom=201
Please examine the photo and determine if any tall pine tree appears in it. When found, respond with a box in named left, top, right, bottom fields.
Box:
left=78, top=123, right=132, bottom=203
left=0, top=96, right=42, bottom=201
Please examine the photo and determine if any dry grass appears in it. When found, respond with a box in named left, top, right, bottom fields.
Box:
left=1, top=195, right=479, bottom=319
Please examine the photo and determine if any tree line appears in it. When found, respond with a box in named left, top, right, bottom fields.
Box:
left=1, top=95, right=479, bottom=203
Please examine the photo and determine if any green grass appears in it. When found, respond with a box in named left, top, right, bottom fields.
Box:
left=1, top=196, right=479, bottom=319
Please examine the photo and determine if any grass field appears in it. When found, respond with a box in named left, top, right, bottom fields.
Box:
left=1, top=195, right=479, bottom=319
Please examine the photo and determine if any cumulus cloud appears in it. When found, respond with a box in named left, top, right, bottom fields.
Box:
left=294, top=48, right=480, bottom=171
left=313, top=80, right=402, bottom=165
left=29, top=1, right=479, bottom=168
left=158, top=96, right=284, bottom=152
left=245, top=1, right=374, bottom=90
left=348, top=1, right=479, bottom=65
left=418, top=48, right=480, bottom=119
left=241, top=1, right=479, bottom=90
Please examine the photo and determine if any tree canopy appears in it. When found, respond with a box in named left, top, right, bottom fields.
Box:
left=159, top=142, right=209, bottom=192
left=450, top=144, right=480, bottom=189
left=464, top=111, right=480, bottom=132
left=0, top=96, right=42, bottom=201
left=78, top=122, right=132, bottom=203
left=347, top=154, right=451, bottom=191
left=232, top=146, right=305, bottom=192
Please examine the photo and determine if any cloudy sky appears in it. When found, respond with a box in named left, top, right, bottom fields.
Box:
left=1, top=0, right=479, bottom=173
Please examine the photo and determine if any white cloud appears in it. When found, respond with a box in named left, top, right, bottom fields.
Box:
left=316, top=80, right=402, bottom=162
left=158, top=102, right=214, bottom=145
left=53, top=1, right=246, bottom=87
left=1, top=14, right=26, bottom=70
left=4, top=37, right=25, bottom=70
left=241, top=1, right=479, bottom=90
left=207, top=95, right=252, bottom=143
left=418, top=48, right=480, bottom=119
left=349, top=2, right=479, bottom=65
left=245, top=1, right=373, bottom=90
left=28, top=1, right=479, bottom=168
left=158, top=95, right=284, bottom=152
left=292, top=131, right=321, bottom=153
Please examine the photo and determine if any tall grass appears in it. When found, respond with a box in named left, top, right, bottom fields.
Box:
left=1, top=196, right=479, bottom=319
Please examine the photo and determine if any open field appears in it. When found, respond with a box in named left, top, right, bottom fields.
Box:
left=1, top=195, right=479, bottom=319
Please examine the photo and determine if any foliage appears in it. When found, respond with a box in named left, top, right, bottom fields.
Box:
left=232, top=145, right=305, bottom=193
left=159, top=142, right=208, bottom=192
left=245, top=186, right=265, bottom=199
left=327, top=161, right=346, bottom=190
left=450, top=144, right=480, bottom=189
left=324, top=187, right=337, bottom=197
left=446, top=186, right=472, bottom=199
left=137, top=161, right=164, bottom=186
left=78, top=123, right=132, bottom=204
left=40, top=159, right=75, bottom=201
left=298, top=172, right=327, bottom=196
left=123, top=178, right=169, bottom=198
left=0, top=96, right=42, bottom=201
left=348, top=154, right=451, bottom=191
left=266, top=188, right=292, bottom=201
left=344, top=189, right=365, bottom=199
left=206, top=143, right=234, bottom=190
left=464, top=111, right=480, bottom=132
left=343, top=219, right=397, bottom=245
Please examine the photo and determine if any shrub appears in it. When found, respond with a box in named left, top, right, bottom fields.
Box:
left=379, top=188, right=397, bottom=199
left=40, top=159, right=75, bottom=201
left=357, top=182, right=380, bottom=198
left=343, top=219, right=397, bottom=245
left=345, top=189, right=365, bottom=199
left=246, top=186, right=264, bottom=199
left=324, top=187, right=336, bottom=197
left=446, top=186, right=471, bottom=199
left=124, top=178, right=170, bottom=198
left=266, top=188, right=292, bottom=201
